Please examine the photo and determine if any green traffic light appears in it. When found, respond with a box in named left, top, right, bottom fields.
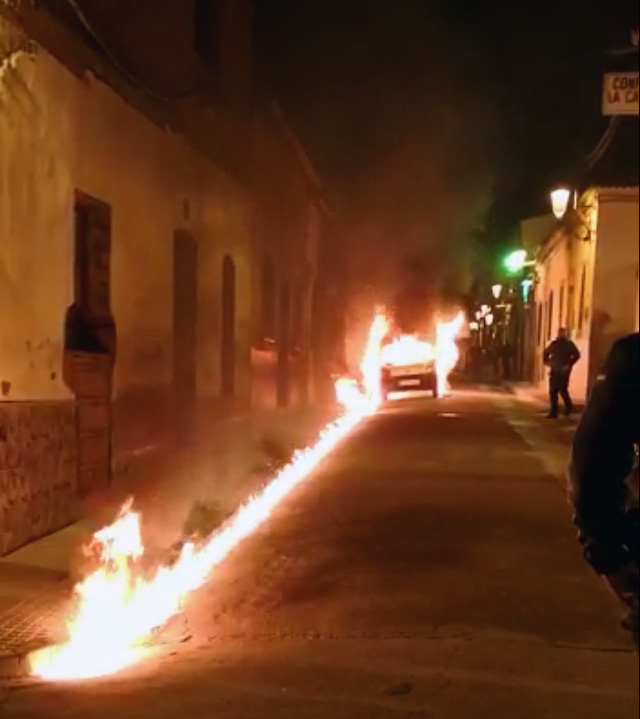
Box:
left=504, top=250, right=527, bottom=274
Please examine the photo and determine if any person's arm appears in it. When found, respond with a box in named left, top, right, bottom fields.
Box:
left=543, top=342, right=552, bottom=366
left=569, top=337, right=639, bottom=574
left=570, top=341, right=581, bottom=366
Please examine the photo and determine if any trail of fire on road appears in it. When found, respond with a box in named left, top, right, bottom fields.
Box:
left=29, top=310, right=463, bottom=682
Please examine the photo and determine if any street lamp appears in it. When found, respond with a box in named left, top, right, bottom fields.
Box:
left=521, top=278, right=533, bottom=302
left=503, top=249, right=528, bottom=275
left=550, top=188, right=572, bottom=220
left=492, top=284, right=503, bottom=300
left=549, top=187, right=593, bottom=242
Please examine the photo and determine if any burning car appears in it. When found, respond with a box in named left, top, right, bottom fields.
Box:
left=379, top=334, right=439, bottom=400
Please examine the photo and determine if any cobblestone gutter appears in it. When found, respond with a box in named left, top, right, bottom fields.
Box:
left=0, top=583, right=70, bottom=679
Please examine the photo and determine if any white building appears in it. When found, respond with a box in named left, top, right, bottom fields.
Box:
left=529, top=186, right=639, bottom=404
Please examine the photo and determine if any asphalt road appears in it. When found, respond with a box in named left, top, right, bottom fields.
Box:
left=1, top=391, right=638, bottom=718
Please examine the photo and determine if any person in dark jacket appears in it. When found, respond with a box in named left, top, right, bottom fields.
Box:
left=543, top=328, right=581, bottom=418
left=569, top=333, right=639, bottom=650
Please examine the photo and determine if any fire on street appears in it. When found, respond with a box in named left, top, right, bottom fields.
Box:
left=25, top=311, right=463, bottom=682
left=2, top=1, right=638, bottom=717
left=1, top=390, right=637, bottom=719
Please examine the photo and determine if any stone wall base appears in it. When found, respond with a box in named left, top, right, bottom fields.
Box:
left=0, top=401, right=78, bottom=556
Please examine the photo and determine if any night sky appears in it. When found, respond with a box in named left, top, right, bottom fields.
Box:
left=255, top=0, right=637, bottom=303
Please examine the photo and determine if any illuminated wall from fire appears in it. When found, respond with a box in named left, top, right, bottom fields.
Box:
left=1, top=12, right=254, bottom=553
left=1, top=15, right=254, bottom=410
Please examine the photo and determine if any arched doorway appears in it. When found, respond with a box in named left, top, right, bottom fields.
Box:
left=261, top=255, right=277, bottom=343
left=221, top=255, right=237, bottom=399
left=173, top=230, right=198, bottom=427
left=277, top=280, right=291, bottom=408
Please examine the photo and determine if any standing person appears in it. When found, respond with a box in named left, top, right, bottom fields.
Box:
left=569, top=334, right=639, bottom=650
left=543, top=328, right=581, bottom=418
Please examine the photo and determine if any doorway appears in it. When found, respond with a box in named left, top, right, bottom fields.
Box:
left=67, top=191, right=114, bottom=498
left=221, top=255, right=236, bottom=399
left=173, top=231, right=198, bottom=423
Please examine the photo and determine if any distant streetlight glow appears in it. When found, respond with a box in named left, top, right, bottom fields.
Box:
left=492, top=284, right=503, bottom=300
left=469, top=321, right=479, bottom=332
left=551, top=188, right=572, bottom=220
left=504, top=250, right=528, bottom=275
left=485, top=313, right=495, bottom=327
left=521, top=278, right=533, bottom=302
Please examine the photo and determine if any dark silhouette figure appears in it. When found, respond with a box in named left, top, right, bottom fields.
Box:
left=570, top=334, right=639, bottom=651
left=543, top=328, right=581, bottom=418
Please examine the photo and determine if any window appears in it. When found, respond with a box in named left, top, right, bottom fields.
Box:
left=65, top=192, right=115, bottom=356
left=578, top=266, right=587, bottom=334
left=194, top=0, right=224, bottom=66
left=74, top=193, right=111, bottom=319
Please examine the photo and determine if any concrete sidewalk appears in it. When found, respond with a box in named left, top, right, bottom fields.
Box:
left=508, top=381, right=549, bottom=407
left=508, top=382, right=586, bottom=414
left=507, top=382, right=584, bottom=449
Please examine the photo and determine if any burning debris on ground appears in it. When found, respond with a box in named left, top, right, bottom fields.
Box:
left=1, top=3, right=637, bottom=716
left=26, top=308, right=465, bottom=682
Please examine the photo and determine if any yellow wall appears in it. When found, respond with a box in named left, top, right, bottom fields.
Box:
left=1, top=5, right=325, bottom=554
left=533, top=188, right=639, bottom=402
left=590, top=189, right=640, bottom=384
left=534, top=226, right=595, bottom=403
left=1, top=20, right=252, bottom=404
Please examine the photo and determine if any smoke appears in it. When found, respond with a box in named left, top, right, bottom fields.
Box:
left=257, top=0, right=497, bottom=328
left=344, top=124, right=494, bottom=328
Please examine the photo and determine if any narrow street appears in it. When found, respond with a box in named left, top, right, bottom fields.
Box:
left=1, top=391, right=638, bottom=718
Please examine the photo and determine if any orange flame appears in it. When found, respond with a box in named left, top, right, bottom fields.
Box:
left=376, top=313, right=464, bottom=398
left=30, top=311, right=388, bottom=682
left=360, top=310, right=390, bottom=404
left=334, top=377, right=364, bottom=410
left=435, top=312, right=465, bottom=396
left=380, top=335, right=435, bottom=368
